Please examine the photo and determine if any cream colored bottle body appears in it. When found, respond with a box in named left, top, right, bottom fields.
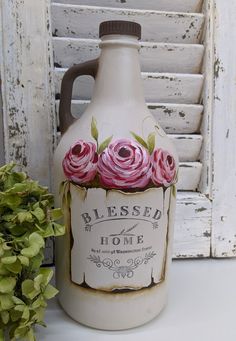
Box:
left=54, top=32, right=178, bottom=330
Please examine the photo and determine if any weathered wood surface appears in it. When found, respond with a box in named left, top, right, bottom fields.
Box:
left=0, top=0, right=56, bottom=187
left=0, top=86, right=4, bottom=165
left=170, top=135, right=202, bottom=162
left=211, top=0, right=236, bottom=257
left=178, top=162, right=202, bottom=191
left=0, top=0, right=56, bottom=264
left=52, top=0, right=203, bottom=13
left=55, top=69, right=204, bottom=104
left=56, top=100, right=203, bottom=134
left=53, top=37, right=204, bottom=74
left=51, top=4, right=205, bottom=44
left=174, top=192, right=211, bottom=258
left=198, top=0, right=213, bottom=195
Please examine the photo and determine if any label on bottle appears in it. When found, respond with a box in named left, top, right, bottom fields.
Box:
left=69, top=184, right=171, bottom=291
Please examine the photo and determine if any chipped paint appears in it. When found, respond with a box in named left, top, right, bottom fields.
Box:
left=214, top=58, right=224, bottom=78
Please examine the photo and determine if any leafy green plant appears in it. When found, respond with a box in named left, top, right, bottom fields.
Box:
left=0, top=163, right=65, bottom=340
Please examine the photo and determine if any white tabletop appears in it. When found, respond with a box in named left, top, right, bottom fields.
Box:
left=37, top=259, right=236, bottom=341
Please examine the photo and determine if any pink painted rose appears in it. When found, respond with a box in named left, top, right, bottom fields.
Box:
left=151, top=148, right=176, bottom=187
left=98, top=138, right=152, bottom=189
left=62, top=140, right=98, bottom=184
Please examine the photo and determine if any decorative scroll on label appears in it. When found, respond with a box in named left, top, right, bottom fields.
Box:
left=70, top=184, right=171, bottom=291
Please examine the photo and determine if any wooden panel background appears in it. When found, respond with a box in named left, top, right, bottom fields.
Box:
left=2, top=0, right=235, bottom=259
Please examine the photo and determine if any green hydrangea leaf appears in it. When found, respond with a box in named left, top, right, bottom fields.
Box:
left=21, top=244, right=40, bottom=258
left=34, top=274, right=43, bottom=291
left=53, top=222, right=65, bottom=237
left=29, top=232, right=45, bottom=248
left=12, top=296, right=25, bottom=305
left=43, top=284, right=58, bottom=300
left=31, top=296, right=47, bottom=310
left=147, top=132, right=156, bottom=155
left=1, top=310, right=9, bottom=324
left=29, top=253, right=44, bottom=270
left=10, top=308, right=22, bottom=322
left=17, top=211, right=33, bottom=223
left=22, top=280, right=40, bottom=300
left=39, top=268, right=53, bottom=286
left=0, top=328, right=4, bottom=341
left=42, top=223, right=54, bottom=238
left=0, top=294, right=14, bottom=310
left=0, top=263, right=10, bottom=276
left=25, top=328, right=35, bottom=341
left=22, top=306, right=30, bottom=320
left=130, top=132, right=148, bottom=149
left=4, top=194, right=22, bottom=208
left=0, top=277, right=16, bottom=293
left=31, top=207, right=45, bottom=222
left=91, top=116, right=98, bottom=142
left=18, top=255, right=29, bottom=267
left=1, top=256, right=17, bottom=264
left=5, top=259, right=22, bottom=274
left=50, top=208, right=63, bottom=220
left=0, top=163, right=64, bottom=340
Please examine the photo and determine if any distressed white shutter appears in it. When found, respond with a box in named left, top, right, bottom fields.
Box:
left=1, top=0, right=236, bottom=260
left=51, top=0, right=210, bottom=258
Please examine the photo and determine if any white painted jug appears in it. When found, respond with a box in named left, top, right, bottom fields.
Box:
left=54, top=20, right=178, bottom=330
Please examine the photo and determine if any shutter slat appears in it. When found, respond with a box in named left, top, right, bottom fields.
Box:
left=53, top=37, right=204, bottom=74
left=52, top=0, right=203, bottom=13
left=56, top=100, right=203, bottom=134
left=54, top=68, right=203, bottom=104
left=174, top=192, right=211, bottom=258
left=51, top=4, right=204, bottom=44
left=178, top=162, right=202, bottom=190
left=170, top=135, right=202, bottom=162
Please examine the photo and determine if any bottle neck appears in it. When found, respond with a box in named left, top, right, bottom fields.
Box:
left=91, top=35, right=146, bottom=108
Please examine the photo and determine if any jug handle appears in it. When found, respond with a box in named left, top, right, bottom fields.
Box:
left=59, top=58, right=98, bottom=134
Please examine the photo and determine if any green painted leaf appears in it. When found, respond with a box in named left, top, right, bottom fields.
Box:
left=0, top=277, right=16, bottom=293
left=172, top=185, right=177, bottom=199
left=43, top=284, right=58, bottom=299
left=98, top=135, right=113, bottom=154
left=91, top=116, right=98, bottom=142
left=130, top=132, right=148, bottom=149
left=147, top=132, right=156, bottom=154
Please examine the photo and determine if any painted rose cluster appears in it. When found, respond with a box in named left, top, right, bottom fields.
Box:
left=62, top=137, right=176, bottom=190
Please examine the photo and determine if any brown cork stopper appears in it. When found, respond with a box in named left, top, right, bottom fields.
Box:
left=99, top=20, right=141, bottom=40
